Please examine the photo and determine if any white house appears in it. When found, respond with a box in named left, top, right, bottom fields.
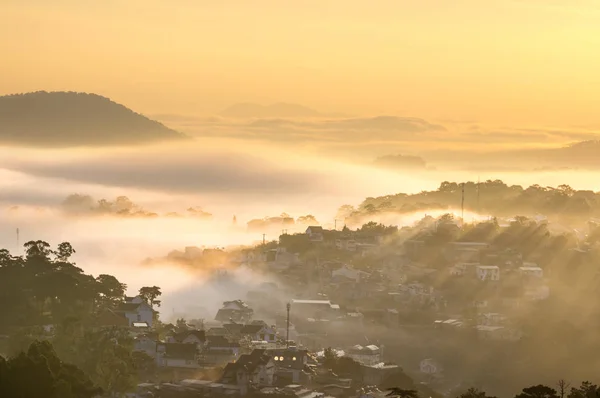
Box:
left=125, top=296, right=144, bottom=304
left=241, top=324, right=277, bottom=343
left=117, top=301, right=154, bottom=327
left=215, top=300, right=254, bottom=323
left=291, top=299, right=340, bottom=319
left=420, top=358, right=442, bottom=375
left=475, top=265, right=500, bottom=281
left=305, top=226, right=324, bottom=242
left=346, top=344, right=381, bottom=366
left=331, top=265, right=369, bottom=283
left=335, top=238, right=357, bottom=251
left=519, top=265, right=543, bottom=279
left=134, top=334, right=158, bottom=358
left=476, top=325, right=523, bottom=341
left=450, top=262, right=479, bottom=276
left=220, top=350, right=276, bottom=395
left=223, top=300, right=250, bottom=311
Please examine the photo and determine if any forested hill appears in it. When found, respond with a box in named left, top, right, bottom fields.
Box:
left=0, top=91, right=188, bottom=146
left=346, top=180, right=600, bottom=219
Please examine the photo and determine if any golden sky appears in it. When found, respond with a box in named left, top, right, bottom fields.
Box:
left=1, top=0, right=599, bottom=126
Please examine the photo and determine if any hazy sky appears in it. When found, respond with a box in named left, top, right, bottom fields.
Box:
left=2, top=0, right=600, bottom=126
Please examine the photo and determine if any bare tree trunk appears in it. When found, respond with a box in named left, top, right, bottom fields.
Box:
left=557, top=379, right=571, bottom=398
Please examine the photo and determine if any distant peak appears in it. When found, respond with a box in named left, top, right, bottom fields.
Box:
left=0, top=91, right=189, bottom=147
left=220, top=102, right=322, bottom=118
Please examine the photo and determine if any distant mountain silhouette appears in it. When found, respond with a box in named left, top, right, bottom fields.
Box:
left=532, top=140, right=600, bottom=166
left=220, top=102, right=342, bottom=118
left=373, top=154, right=427, bottom=170
left=439, top=140, right=600, bottom=171
left=0, top=91, right=188, bottom=146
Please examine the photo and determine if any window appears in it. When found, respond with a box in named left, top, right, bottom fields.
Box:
left=137, top=314, right=141, bottom=322
left=260, top=334, right=265, bottom=340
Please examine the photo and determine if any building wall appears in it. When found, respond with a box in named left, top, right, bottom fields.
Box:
left=134, top=339, right=157, bottom=357
left=159, top=357, right=199, bottom=368
left=125, top=306, right=154, bottom=327
left=476, top=267, right=499, bottom=281
left=252, top=363, right=275, bottom=385
left=182, top=335, right=204, bottom=347
left=256, top=327, right=277, bottom=342
left=347, top=352, right=381, bottom=366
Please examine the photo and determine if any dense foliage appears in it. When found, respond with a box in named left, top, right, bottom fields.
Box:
left=343, top=180, right=600, bottom=220
left=0, top=241, right=158, bottom=396
left=0, top=241, right=127, bottom=332
left=0, top=340, right=101, bottom=398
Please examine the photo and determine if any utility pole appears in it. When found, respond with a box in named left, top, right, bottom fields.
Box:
left=16, top=228, right=19, bottom=251
left=334, top=219, right=341, bottom=230
left=477, top=177, right=481, bottom=215
left=461, top=183, right=465, bottom=226
left=286, top=302, right=291, bottom=348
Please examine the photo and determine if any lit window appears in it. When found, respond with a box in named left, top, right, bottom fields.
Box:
left=292, top=357, right=297, bottom=361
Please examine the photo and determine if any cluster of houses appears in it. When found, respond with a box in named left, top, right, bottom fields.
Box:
left=125, top=293, right=407, bottom=398
left=126, top=214, right=583, bottom=396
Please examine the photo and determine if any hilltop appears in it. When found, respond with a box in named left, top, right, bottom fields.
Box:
left=341, top=179, right=600, bottom=223
left=0, top=91, right=188, bottom=146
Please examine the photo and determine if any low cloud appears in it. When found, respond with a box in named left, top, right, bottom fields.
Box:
left=0, top=145, right=333, bottom=197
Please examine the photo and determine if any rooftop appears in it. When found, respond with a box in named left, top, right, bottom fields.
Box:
left=292, top=299, right=332, bottom=305
left=163, top=343, right=197, bottom=360
left=519, top=266, right=543, bottom=271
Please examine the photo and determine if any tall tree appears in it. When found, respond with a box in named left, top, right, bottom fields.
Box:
left=323, top=347, right=337, bottom=369
left=515, top=385, right=559, bottom=398
left=138, top=286, right=162, bottom=310
left=568, top=382, right=599, bottom=398
left=557, top=380, right=571, bottom=398
left=54, top=242, right=76, bottom=262
left=95, top=274, right=127, bottom=309
left=63, top=326, right=136, bottom=395
left=458, top=388, right=498, bottom=398
left=387, top=388, right=419, bottom=398
left=24, top=240, right=52, bottom=260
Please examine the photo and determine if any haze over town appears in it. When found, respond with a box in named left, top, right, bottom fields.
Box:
left=2, top=1, right=600, bottom=398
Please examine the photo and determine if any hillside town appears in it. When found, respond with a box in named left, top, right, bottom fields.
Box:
left=75, top=212, right=600, bottom=397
